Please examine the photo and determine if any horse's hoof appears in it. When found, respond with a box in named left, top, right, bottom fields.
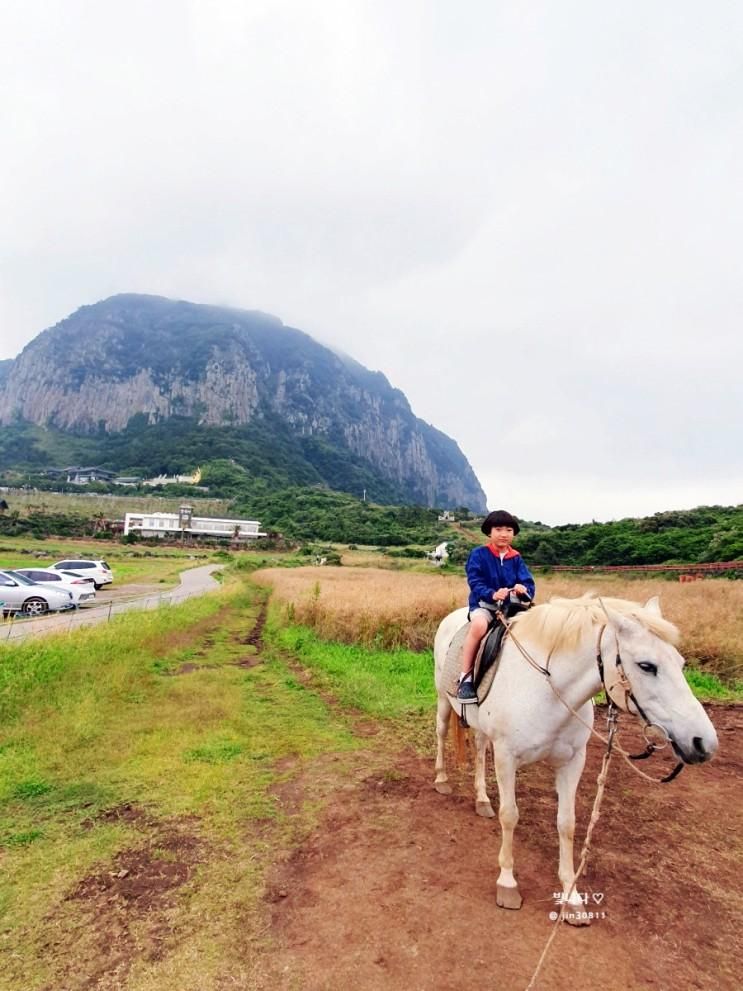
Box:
left=476, top=801, right=496, bottom=818
left=496, top=884, right=523, bottom=910
left=562, top=907, right=591, bottom=927
left=434, top=781, right=452, bottom=795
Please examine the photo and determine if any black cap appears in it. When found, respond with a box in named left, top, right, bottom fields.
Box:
left=481, top=510, right=520, bottom=536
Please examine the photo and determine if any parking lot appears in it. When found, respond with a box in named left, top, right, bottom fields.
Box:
left=0, top=565, right=223, bottom=641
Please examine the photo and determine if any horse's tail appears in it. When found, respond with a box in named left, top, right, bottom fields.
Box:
left=451, top=711, right=469, bottom=766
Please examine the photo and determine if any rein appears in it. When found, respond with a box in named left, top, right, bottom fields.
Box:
left=502, top=604, right=685, bottom=785
left=525, top=705, right=619, bottom=991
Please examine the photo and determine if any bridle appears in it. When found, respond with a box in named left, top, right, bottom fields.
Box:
left=594, top=620, right=685, bottom=783
left=501, top=601, right=686, bottom=784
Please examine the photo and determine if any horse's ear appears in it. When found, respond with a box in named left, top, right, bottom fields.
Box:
left=643, top=595, right=663, bottom=617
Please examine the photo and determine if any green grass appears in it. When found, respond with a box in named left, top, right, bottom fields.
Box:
left=0, top=582, right=359, bottom=991
left=683, top=667, right=743, bottom=701
left=0, top=536, right=219, bottom=587
left=0, top=535, right=303, bottom=588
left=1, top=486, right=234, bottom=519
left=268, top=614, right=742, bottom=706
left=268, top=611, right=437, bottom=717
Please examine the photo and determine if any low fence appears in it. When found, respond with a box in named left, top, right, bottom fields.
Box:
left=545, top=560, right=743, bottom=574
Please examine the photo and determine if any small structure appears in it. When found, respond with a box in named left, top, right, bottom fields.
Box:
left=438, top=510, right=457, bottom=522
left=44, top=466, right=117, bottom=485
left=143, top=467, right=202, bottom=487
left=123, top=507, right=266, bottom=541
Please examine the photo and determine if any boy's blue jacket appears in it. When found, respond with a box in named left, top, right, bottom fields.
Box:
left=465, top=545, right=536, bottom=612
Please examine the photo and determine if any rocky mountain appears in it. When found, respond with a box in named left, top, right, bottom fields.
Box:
left=0, top=359, right=12, bottom=388
left=0, top=294, right=487, bottom=510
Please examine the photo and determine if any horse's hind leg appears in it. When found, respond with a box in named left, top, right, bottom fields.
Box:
left=474, top=730, right=495, bottom=818
left=434, top=694, right=453, bottom=795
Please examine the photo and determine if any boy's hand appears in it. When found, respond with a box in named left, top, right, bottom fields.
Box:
left=513, top=584, right=528, bottom=596
left=493, top=588, right=510, bottom=601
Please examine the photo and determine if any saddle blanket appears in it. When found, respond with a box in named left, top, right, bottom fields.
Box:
left=442, top=622, right=503, bottom=705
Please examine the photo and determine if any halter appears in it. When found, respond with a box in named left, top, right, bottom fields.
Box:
left=594, top=620, right=684, bottom=783
left=503, top=600, right=685, bottom=784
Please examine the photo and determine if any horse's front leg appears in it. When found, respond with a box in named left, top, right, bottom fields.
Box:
left=555, top=747, right=590, bottom=926
left=474, top=730, right=495, bottom=818
left=493, top=751, right=522, bottom=909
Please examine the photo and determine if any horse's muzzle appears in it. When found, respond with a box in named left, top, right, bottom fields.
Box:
left=672, top=733, right=718, bottom=765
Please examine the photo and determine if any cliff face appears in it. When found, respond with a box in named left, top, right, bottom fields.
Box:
left=0, top=294, right=487, bottom=510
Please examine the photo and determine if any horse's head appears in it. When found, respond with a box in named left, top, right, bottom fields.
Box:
left=602, top=597, right=718, bottom=765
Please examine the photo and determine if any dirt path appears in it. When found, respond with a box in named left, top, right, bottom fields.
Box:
left=261, top=706, right=742, bottom=991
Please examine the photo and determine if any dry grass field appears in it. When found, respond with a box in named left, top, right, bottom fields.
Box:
left=2, top=489, right=233, bottom=519
left=252, top=566, right=743, bottom=682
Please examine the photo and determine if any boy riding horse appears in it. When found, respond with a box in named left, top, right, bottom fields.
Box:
left=457, top=510, right=535, bottom=703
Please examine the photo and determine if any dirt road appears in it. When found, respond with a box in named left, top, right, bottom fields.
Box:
left=262, top=705, right=742, bottom=991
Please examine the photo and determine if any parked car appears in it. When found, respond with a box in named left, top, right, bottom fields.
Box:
left=0, top=570, right=74, bottom=617
left=13, top=568, right=97, bottom=608
left=59, top=569, right=97, bottom=586
left=59, top=569, right=98, bottom=592
left=50, top=559, right=113, bottom=590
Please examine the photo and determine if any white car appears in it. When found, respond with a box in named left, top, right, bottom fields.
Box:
left=0, top=570, right=74, bottom=617
left=14, top=568, right=97, bottom=608
left=50, top=559, right=113, bottom=590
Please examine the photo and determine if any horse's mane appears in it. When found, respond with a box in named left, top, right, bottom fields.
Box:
left=511, top=593, right=679, bottom=654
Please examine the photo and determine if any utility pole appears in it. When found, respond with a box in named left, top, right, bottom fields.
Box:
left=362, top=489, right=366, bottom=502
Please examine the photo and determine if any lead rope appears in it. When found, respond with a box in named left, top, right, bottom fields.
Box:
left=524, top=706, right=619, bottom=991
left=505, top=603, right=681, bottom=988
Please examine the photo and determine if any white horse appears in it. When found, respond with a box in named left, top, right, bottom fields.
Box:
left=433, top=594, right=718, bottom=917
left=427, top=542, right=449, bottom=565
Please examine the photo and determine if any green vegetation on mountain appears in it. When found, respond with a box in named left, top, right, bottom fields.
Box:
left=0, top=418, right=410, bottom=505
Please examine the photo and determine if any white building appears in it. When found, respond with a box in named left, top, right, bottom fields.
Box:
left=124, top=509, right=266, bottom=540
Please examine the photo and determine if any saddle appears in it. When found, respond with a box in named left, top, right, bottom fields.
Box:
left=474, top=594, right=532, bottom=686
left=443, top=593, right=532, bottom=705
left=473, top=618, right=507, bottom=693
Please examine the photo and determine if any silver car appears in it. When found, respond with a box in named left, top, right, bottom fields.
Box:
left=0, top=570, right=74, bottom=617
left=13, top=568, right=97, bottom=608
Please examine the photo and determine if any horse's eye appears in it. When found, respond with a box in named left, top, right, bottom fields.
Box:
left=637, top=661, right=658, bottom=676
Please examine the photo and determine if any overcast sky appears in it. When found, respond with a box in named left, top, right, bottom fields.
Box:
left=1, top=1, right=741, bottom=525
